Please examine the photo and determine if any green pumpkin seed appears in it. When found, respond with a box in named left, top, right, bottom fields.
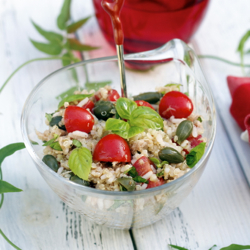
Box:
left=42, top=155, right=59, bottom=172
left=117, top=177, right=136, bottom=191
left=93, top=101, right=115, bottom=120
left=49, top=116, right=66, bottom=131
left=159, top=147, right=184, bottom=163
left=133, top=92, right=163, bottom=104
left=70, top=175, right=90, bottom=186
left=176, top=120, right=193, bottom=144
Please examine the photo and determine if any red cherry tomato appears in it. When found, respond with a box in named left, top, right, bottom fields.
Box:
left=93, top=134, right=131, bottom=162
left=133, top=156, right=153, bottom=176
left=159, top=91, right=193, bottom=119
left=94, top=89, right=120, bottom=102
left=108, top=89, right=120, bottom=101
left=135, top=100, right=154, bottom=110
left=64, top=106, right=94, bottom=133
left=147, top=178, right=165, bottom=189
left=82, top=100, right=95, bottom=113
left=188, top=135, right=203, bottom=148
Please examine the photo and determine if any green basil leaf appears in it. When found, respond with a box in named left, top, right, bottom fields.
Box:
left=127, top=166, right=138, bottom=178
left=31, top=140, right=39, bottom=145
left=161, top=161, right=169, bottom=166
left=58, top=93, right=93, bottom=108
left=30, top=39, right=62, bottom=55
left=133, top=176, right=148, bottom=184
left=186, top=142, right=206, bottom=168
left=197, top=116, right=202, bottom=122
left=43, top=138, right=56, bottom=146
left=57, top=0, right=71, bottom=30
left=67, top=16, right=91, bottom=33
left=31, top=20, right=63, bottom=43
left=127, top=126, right=144, bottom=138
left=220, top=244, right=250, bottom=250
left=164, top=83, right=182, bottom=91
left=156, top=170, right=164, bottom=177
left=67, top=38, right=99, bottom=51
left=62, top=52, right=72, bottom=66
left=105, top=118, right=130, bottom=131
left=72, top=139, right=82, bottom=148
left=149, top=157, right=160, bottom=165
left=45, top=113, right=53, bottom=122
left=50, top=141, right=62, bottom=151
left=0, top=143, right=25, bottom=166
left=169, top=245, right=189, bottom=250
left=0, top=180, right=22, bottom=194
left=130, top=106, right=163, bottom=130
left=85, top=81, right=112, bottom=91
left=56, top=86, right=82, bottom=100
left=68, top=147, right=92, bottom=181
left=116, top=98, right=137, bottom=120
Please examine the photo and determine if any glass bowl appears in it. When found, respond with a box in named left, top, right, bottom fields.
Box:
left=21, top=39, right=216, bottom=229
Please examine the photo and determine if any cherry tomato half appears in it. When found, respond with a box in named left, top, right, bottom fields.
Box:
left=94, top=89, right=120, bottom=102
left=147, top=178, right=164, bottom=189
left=64, top=106, right=94, bottom=133
left=82, top=100, right=95, bottom=113
left=93, top=134, right=131, bottom=162
left=133, top=156, right=153, bottom=176
left=135, top=100, right=154, bottom=110
left=159, top=91, right=193, bottom=119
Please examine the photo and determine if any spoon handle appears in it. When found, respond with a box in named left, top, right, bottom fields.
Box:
left=101, top=0, right=127, bottom=97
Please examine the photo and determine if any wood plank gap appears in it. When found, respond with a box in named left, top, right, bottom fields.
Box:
left=129, top=229, right=138, bottom=250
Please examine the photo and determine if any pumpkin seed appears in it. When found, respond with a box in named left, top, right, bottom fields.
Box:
left=70, top=175, right=90, bottom=186
left=176, top=120, right=193, bottom=144
left=117, top=177, right=136, bottom=191
left=159, top=147, right=184, bottom=163
left=42, top=155, right=59, bottom=172
left=93, top=101, right=115, bottom=120
left=49, top=116, right=66, bottom=131
left=133, top=92, right=163, bottom=104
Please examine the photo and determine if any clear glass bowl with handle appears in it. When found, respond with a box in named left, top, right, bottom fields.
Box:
left=21, top=39, right=216, bottom=229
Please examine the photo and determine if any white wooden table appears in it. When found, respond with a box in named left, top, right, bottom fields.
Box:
left=0, top=0, right=250, bottom=249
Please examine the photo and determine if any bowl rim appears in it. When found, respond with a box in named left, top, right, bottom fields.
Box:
left=21, top=45, right=216, bottom=198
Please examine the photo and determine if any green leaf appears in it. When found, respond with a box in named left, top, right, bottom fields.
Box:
left=220, top=244, right=250, bottom=250
left=72, top=139, right=82, bottom=148
left=197, top=116, right=202, bottom=122
left=149, top=157, right=160, bottom=165
left=209, top=245, right=217, bottom=250
left=127, top=126, right=144, bottom=138
left=116, top=98, right=137, bottom=120
left=186, top=142, right=206, bottom=168
left=85, top=81, right=112, bottom=91
left=57, top=0, right=71, bottom=30
left=68, top=147, right=92, bottom=181
left=106, top=118, right=130, bottom=132
left=0, top=180, right=22, bottom=194
left=156, top=170, right=164, bottom=177
left=67, top=38, right=99, bottom=51
left=45, top=113, right=53, bottom=122
left=31, top=20, right=63, bottom=43
left=62, top=52, right=72, bottom=66
left=30, top=39, right=62, bottom=55
left=169, top=245, right=189, bottom=250
left=133, top=176, right=148, bottom=183
left=58, top=93, right=93, bottom=108
left=130, top=106, right=163, bottom=130
left=127, top=166, right=138, bottom=178
left=0, top=143, right=25, bottom=166
left=50, top=141, right=62, bottom=151
left=43, top=138, right=56, bottom=146
left=164, top=83, right=182, bottom=91
left=67, top=16, right=91, bottom=33
left=237, top=30, right=250, bottom=72
left=56, top=86, right=82, bottom=100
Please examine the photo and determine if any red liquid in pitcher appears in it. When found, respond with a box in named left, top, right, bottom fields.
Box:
left=93, top=0, right=209, bottom=54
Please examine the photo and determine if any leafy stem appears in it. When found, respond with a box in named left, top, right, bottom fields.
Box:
left=0, top=229, right=22, bottom=250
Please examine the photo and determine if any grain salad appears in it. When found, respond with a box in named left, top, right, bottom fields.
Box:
left=37, top=84, right=206, bottom=192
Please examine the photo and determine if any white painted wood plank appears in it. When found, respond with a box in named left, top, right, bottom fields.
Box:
left=0, top=0, right=133, bottom=249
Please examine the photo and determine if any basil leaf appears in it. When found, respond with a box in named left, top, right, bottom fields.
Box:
left=169, top=245, right=189, bottom=250
left=149, top=157, right=160, bottom=165
left=30, top=39, right=62, bottom=55
left=164, top=83, right=182, bottom=91
left=127, top=166, right=138, bottom=178
left=62, top=52, right=72, bottom=66
left=105, top=118, right=130, bottom=132
left=161, top=161, right=169, bottom=166
left=116, top=98, right=137, bottom=120
left=31, top=20, right=63, bottom=43
left=127, top=126, right=144, bottom=138
left=68, top=147, right=92, bottom=181
left=0, top=180, right=22, bottom=194
left=43, top=138, right=56, bottom=146
left=67, top=16, right=91, bottom=33
left=56, top=86, right=82, bottom=100
left=50, top=141, right=62, bottom=151
left=31, top=140, right=39, bottom=145
left=72, top=139, right=82, bottom=148
left=130, top=106, right=163, bottom=130
left=57, top=0, right=71, bottom=30
left=156, top=170, right=164, bottom=177
left=197, top=116, right=202, bottom=122
left=67, top=38, right=99, bottom=51
left=0, top=143, right=25, bottom=166
left=45, top=113, right=53, bottom=122
left=220, top=244, right=250, bottom=250
left=186, top=142, right=206, bottom=168
left=58, top=94, right=93, bottom=108
left=85, top=81, right=112, bottom=91
left=133, top=176, right=148, bottom=184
